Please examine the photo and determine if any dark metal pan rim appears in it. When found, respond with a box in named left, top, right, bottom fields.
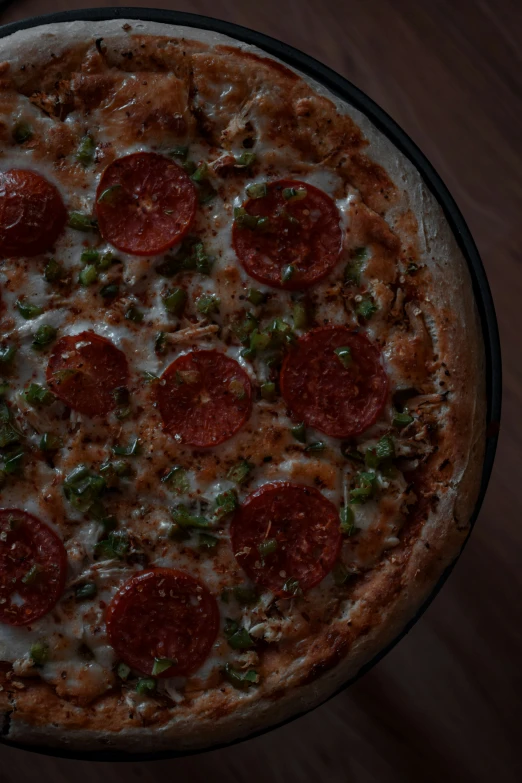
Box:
left=0, top=6, right=501, bottom=763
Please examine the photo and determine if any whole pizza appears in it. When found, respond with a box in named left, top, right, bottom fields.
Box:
left=0, top=19, right=485, bottom=751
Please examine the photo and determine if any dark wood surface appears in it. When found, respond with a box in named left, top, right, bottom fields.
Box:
left=0, top=1, right=520, bottom=780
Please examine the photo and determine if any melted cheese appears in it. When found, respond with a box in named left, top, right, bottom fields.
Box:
left=0, top=75, right=416, bottom=703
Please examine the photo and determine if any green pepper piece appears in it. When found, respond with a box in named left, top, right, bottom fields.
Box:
left=75, top=582, right=97, bottom=601
left=163, top=287, right=187, bottom=316
left=76, top=134, right=96, bottom=165
left=226, top=460, right=253, bottom=484
left=16, top=300, right=43, bottom=320
left=30, top=641, right=49, bottom=666
left=12, top=121, right=33, bottom=144
left=32, top=324, right=57, bottom=350
left=68, top=212, right=98, bottom=232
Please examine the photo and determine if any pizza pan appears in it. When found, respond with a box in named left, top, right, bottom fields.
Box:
left=0, top=6, right=501, bottom=762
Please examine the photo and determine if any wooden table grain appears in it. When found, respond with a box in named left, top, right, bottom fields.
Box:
left=0, top=1, right=520, bottom=781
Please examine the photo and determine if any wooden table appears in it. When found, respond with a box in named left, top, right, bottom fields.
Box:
left=0, top=1, right=520, bottom=781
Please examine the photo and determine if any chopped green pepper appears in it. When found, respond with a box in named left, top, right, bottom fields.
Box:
left=40, top=433, right=63, bottom=451
left=44, top=258, right=63, bottom=283
left=344, top=261, right=363, bottom=286
left=78, top=263, right=97, bottom=286
left=291, top=422, right=306, bottom=443
left=213, top=490, right=238, bottom=522
left=171, top=504, right=210, bottom=530
left=334, top=346, right=352, bottom=369
left=80, top=248, right=99, bottom=265
left=170, top=145, right=189, bottom=161
left=260, top=382, right=277, bottom=402
left=283, top=577, right=302, bottom=596
left=76, top=134, right=95, bottom=165
left=191, top=162, right=209, bottom=183
left=63, top=464, right=105, bottom=513
left=30, top=641, right=49, bottom=666
left=281, top=264, right=295, bottom=284
left=229, top=379, right=247, bottom=399
left=232, top=312, right=258, bottom=345
left=68, top=212, right=98, bottom=232
left=249, top=329, right=271, bottom=353
left=113, top=435, right=140, bottom=456
left=356, top=297, right=377, bottom=320
left=235, top=152, right=256, bottom=168
left=100, top=283, right=119, bottom=299
left=97, top=185, right=123, bottom=205
left=282, top=186, right=307, bottom=201
left=196, top=293, right=220, bottom=315
left=163, top=287, right=187, bottom=316
left=340, top=505, right=356, bottom=536
left=246, top=182, right=267, bottom=199
left=349, top=471, right=378, bottom=503
left=199, top=532, right=219, bottom=551
left=3, top=449, right=25, bottom=475
left=227, top=459, right=253, bottom=484
left=182, top=160, right=197, bottom=176
left=162, top=466, right=189, bottom=494
left=32, top=324, right=57, bottom=350
left=224, top=619, right=254, bottom=650
left=135, top=678, right=156, bottom=695
left=154, top=332, right=168, bottom=355
left=305, top=441, right=325, bottom=453
left=0, top=421, right=19, bottom=449
left=117, top=662, right=131, bottom=680
left=75, top=582, right=97, bottom=601
left=393, top=411, right=413, bottom=428
left=292, top=301, right=309, bottom=330
left=16, top=299, right=43, bottom=320
left=0, top=345, right=16, bottom=365
left=223, top=663, right=258, bottom=689
left=234, top=207, right=257, bottom=230
left=24, top=383, right=55, bottom=407
left=246, top=287, right=267, bottom=306
left=125, top=305, right=144, bottom=324
left=94, top=531, right=129, bottom=560
left=21, top=564, right=41, bottom=585
left=365, top=436, right=395, bottom=469
left=151, top=658, right=176, bottom=676
left=12, top=121, right=33, bottom=144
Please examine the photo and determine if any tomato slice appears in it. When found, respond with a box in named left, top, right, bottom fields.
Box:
left=47, top=331, right=129, bottom=418
left=0, top=169, right=66, bottom=257
left=157, top=350, right=252, bottom=447
left=106, top=568, right=219, bottom=677
left=232, top=179, right=342, bottom=289
left=95, top=152, right=197, bottom=256
left=231, top=483, right=341, bottom=596
left=0, top=509, right=67, bottom=626
left=280, top=326, right=388, bottom=438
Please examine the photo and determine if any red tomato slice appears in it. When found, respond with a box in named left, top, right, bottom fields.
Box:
left=0, top=169, right=66, bottom=257
left=232, top=179, right=342, bottom=289
left=231, top=483, right=341, bottom=596
left=95, top=152, right=197, bottom=256
left=280, top=326, right=388, bottom=438
left=157, top=350, right=252, bottom=447
left=47, top=331, right=129, bottom=418
left=106, top=568, right=219, bottom=677
left=0, top=509, right=67, bottom=626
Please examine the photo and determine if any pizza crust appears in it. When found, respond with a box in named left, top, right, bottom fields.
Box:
left=0, top=18, right=486, bottom=752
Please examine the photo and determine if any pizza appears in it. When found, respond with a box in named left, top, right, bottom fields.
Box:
left=0, top=19, right=485, bottom=752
